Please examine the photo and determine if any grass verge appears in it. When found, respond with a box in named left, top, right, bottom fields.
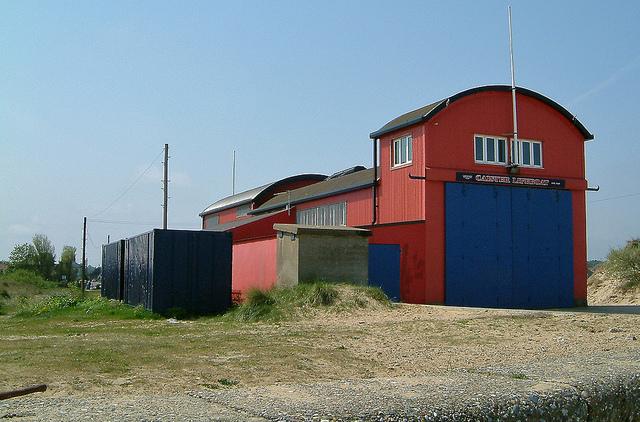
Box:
left=14, top=292, right=159, bottom=320
left=225, top=282, right=390, bottom=322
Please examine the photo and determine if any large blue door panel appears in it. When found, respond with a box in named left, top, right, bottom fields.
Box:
left=511, top=188, right=573, bottom=308
left=445, top=184, right=512, bottom=307
left=368, top=244, right=401, bottom=302
left=445, top=183, right=574, bottom=309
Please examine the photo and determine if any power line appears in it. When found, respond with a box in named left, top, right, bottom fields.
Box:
left=86, top=232, right=100, bottom=250
left=87, top=218, right=199, bottom=229
left=589, top=192, right=640, bottom=204
left=90, top=148, right=164, bottom=218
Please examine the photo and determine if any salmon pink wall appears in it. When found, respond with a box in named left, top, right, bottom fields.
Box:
left=232, top=237, right=278, bottom=297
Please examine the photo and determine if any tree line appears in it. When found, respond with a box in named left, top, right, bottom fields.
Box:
left=6, top=234, right=99, bottom=285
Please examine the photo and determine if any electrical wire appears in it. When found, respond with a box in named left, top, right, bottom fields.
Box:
left=588, top=192, right=640, bottom=204
left=90, top=148, right=164, bottom=218
left=87, top=218, right=199, bottom=229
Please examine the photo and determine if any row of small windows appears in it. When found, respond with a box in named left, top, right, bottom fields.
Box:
left=474, top=135, right=543, bottom=168
left=296, top=202, right=346, bottom=226
left=392, top=134, right=542, bottom=169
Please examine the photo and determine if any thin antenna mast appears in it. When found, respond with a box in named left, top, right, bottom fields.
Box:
left=508, top=5, right=519, bottom=164
left=232, top=150, right=236, bottom=195
left=162, top=144, right=169, bottom=229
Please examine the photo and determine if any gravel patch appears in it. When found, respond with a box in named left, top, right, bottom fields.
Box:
left=3, top=351, right=640, bottom=421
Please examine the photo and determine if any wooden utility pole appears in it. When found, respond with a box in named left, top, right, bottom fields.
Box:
left=81, top=216, right=87, bottom=297
left=163, top=143, right=169, bottom=229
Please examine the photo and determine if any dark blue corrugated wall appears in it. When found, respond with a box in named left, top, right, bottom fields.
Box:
left=101, top=240, right=125, bottom=300
left=445, top=183, right=574, bottom=308
left=123, top=229, right=232, bottom=315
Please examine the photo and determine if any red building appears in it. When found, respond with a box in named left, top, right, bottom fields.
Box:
left=203, top=85, right=594, bottom=308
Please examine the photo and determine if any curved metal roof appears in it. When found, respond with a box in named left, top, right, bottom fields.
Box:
left=199, top=174, right=327, bottom=217
left=369, top=85, right=594, bottom=140
left=252, top=167, right=377, bottom=215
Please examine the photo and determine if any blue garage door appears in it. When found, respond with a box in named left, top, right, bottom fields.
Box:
left=445, top=183, right=573, bottom=308
left=368, top=244, right=401, bottom=302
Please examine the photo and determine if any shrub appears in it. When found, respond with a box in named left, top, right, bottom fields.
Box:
left=232, top=288, right=278, bottom=322
left=245, top=289, right=275, bottom=306
left=604, top=239, right=640, bottom=290
left=0, top=269, right=57, bottom=289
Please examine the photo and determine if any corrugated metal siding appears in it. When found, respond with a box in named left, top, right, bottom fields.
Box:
left=295, top=187, right=372, bottom=227
left=297, top=202, right=346, bottom=226
left=377, top=126, right=425, bottom=224
left=101, top=240, right=125, bottom=300
left=123, top=229, right=232, bottom=315
left=124, top=231, right=153, bottom=308
left=232, top=237, right=278, bottom=297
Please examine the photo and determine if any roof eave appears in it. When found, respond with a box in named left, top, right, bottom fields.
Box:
left=369, top=85, right=594, bottom=141
left=199, top=199, right=252, bottom=217
left=250, top=182, right=375, bottom=215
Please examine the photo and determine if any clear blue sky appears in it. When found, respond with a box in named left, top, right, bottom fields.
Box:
left=1, top=1, right=639, bottom=265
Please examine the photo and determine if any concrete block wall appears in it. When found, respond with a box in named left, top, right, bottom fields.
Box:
left=275, top=224, right=370, bottom=287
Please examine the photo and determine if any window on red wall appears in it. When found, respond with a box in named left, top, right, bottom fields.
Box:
left=392, top=135, right=412, bottom=167
left=474, top=135, right=507, bottom=165
left=511, top=139, right=543, bottom=167
left=205, top=214, right=219, bottom=228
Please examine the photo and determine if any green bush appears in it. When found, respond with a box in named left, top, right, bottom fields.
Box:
left=0, top=269, right=58, bottom=289
left=604, top=239, right=640, bottom=290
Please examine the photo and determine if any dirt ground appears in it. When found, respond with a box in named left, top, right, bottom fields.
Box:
left=1, top=302, right=639, bottom=397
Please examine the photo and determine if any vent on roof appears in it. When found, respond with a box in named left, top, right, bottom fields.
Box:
left=328, top=166, right=366, bottom=179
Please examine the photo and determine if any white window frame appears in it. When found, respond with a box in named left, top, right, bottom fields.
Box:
left=474, top=134, right=507, bottom=166
left=511, top=139, right=543, bottom=168
left=392, top=135, right=413, bottom=167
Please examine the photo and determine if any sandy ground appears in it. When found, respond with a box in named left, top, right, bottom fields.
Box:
left=588, top=268, right=640, bottom=304
left=2, top=303, right=640, bottom=420
left=2, top=303, right=640, bottom=393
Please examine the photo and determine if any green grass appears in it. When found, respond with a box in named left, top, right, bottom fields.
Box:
left=14, top=293, right=159, bottom=320
left=224, top=282, right=390, bottom=322
left=0, top=270, right=63, bottom=315
left=0, top=269, right=158, bottom=321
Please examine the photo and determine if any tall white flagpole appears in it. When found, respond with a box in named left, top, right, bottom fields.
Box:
left=508, top=5, right=519, bottom=165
